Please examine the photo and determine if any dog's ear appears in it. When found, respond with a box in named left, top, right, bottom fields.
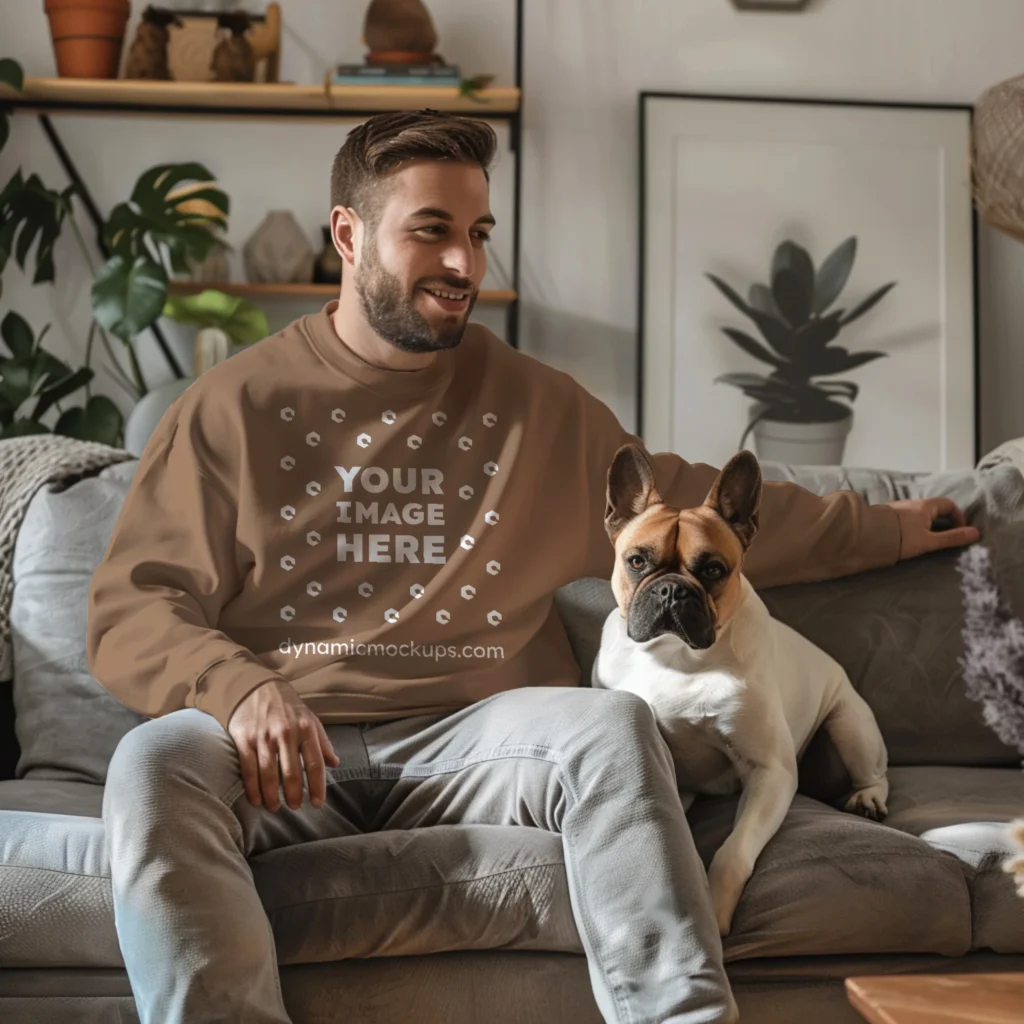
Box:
left=605, top=443, right=664, bottom=542
left=704, top=450, right=762, bottom=549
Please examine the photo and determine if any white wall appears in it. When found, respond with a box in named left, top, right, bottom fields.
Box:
left=3, top=0, right=1024, bottom=456
left=520, top=0, right=1024, bottom=455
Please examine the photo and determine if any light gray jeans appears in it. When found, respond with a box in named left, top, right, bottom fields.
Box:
left=102, top=685, right=736, bottom=1024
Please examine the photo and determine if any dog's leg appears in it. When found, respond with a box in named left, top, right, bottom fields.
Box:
left=823, top=678, right=889, bottom=821
left=706, top=760, right=797, bottom=937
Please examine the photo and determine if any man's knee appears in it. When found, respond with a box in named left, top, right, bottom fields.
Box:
left=580, top=687, right=661, bottom=735
left=104, top=708, right=237, bottom=800
left=540, top=687, right=664, bottom=756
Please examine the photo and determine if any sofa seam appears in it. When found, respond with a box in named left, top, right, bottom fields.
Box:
left=0, top=862, right=109, bottom=881
left=742, top=851, right=965, bottom=874
left=260, top=859, right=567, bottom=913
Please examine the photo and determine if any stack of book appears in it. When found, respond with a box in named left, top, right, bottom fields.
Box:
left=332, top=63, right=461, bottom=88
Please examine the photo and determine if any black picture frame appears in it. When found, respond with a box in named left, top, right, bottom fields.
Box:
left=637, top=90, right=980, bottom=468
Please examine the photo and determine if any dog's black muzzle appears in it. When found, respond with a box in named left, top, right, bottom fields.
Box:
left=627, top=574, right=716, bottom=649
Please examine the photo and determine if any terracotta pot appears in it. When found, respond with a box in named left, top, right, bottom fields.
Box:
left=44, top=0, right=131, bottom=79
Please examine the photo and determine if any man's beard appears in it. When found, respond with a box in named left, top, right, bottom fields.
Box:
left=355, top=236, right=477, bottom=354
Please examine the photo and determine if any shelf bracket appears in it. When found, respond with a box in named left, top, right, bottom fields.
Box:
left=36, top=115, right=187, bottom=380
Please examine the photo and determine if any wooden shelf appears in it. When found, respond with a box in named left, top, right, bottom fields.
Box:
left=168, top=281, right=517, bottom=304
left=1, top=78, right=520, bottom=119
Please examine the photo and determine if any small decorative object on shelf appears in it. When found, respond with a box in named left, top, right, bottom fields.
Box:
left=332, top=60, right=460, bottom=87
left=313, top=226, right=343, bottom=285
left=166, top=2, right=281, bottom=83
left=211, top=10, right=256, bottom=83
left=44, top=0, right=131, bottom=79
left=363, top=0, right=441, bottom=66
left=243, top=211, right=315, bottom=285
left=124, top=6, right=182, bottom=80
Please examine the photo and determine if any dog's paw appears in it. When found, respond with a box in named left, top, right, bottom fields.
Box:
left=845, top=781, right=889, bottom=822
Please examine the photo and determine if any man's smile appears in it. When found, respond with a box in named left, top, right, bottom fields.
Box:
left=419, top=286, right=472, bottom=313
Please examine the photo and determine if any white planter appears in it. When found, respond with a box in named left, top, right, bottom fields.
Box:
left=123, top=377, right=196, bottom=457
left=193, top=326, right=232, bottom=375
left=751, top=407, right=853, bottom=466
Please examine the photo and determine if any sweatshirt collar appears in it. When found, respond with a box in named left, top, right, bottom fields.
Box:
left=302, top=300, right=456, bottom=397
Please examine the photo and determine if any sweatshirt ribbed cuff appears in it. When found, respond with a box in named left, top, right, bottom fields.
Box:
left=192, top=651, right=283, bottom=731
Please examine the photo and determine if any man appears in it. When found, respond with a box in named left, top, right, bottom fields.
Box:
left=87, top=109, right=979, bottom=1024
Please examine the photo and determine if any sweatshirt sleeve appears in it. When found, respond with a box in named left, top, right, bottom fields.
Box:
left=86, top=404, right=283, bottom=731
left=580, top=391, right=902, bottom=590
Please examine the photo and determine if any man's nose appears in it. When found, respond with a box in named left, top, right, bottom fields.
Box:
left=442, top=238, right=475, bottom=279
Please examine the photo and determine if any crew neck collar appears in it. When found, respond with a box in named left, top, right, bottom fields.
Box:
left=302, top=300, right=456, bottom=397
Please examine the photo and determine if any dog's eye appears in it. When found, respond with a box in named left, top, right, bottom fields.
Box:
left=627, top=554, right=646, bottom=571
left=702, top=562, right=726, bottom=581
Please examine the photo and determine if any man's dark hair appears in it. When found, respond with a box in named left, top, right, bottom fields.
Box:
left=330, top=109, right=498, bottom=229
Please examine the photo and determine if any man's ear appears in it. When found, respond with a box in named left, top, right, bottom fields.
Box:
left=605, top=443, right=664, bottom=542
left=330, top=206, right=360, bottom=268
left=704, top=450, right=762, bottom=549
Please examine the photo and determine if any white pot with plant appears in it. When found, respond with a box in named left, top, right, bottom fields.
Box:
left=161, top=289, right=269, bottom=376
left=707, top=237, right=896, bottom=466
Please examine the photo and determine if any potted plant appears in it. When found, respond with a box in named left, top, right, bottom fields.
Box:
left=0, top=311, right=121, bottom=442
left=44, top=0, right=132, bottom=79
left=162, top=289, right=269, bottom=375
left=707, top=236, right=895, bottom=465
left=1, top=56, right=242, bottom=446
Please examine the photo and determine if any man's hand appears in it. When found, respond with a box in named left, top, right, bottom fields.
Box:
left=887, top=497, right=981, bottom=560
left=227, top=679, right=340, bottom=812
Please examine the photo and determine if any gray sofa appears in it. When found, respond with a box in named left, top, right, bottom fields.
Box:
left=2, top=454, right=1024, bottom=1024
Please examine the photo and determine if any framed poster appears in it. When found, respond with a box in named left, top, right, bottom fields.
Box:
left=638, top=92, right=978, bottom=472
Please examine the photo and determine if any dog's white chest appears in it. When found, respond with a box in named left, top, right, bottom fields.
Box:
left=594, top=628, right=750, bottom=794
left=591, top=577, right=842, bottom=794
left=646, top=678, right=747, bottom=795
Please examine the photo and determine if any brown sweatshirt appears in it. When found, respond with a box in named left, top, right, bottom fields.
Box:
left=86, top=302, right=901, bottom=730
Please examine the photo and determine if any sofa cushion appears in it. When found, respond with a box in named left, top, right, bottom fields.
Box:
left=252, top=824, right=582, bottom=964
left=757, top=459, right=1024, bottom=770
left=11, top=460, right=146, bottom=784
left=2, top=769, right=997, bottom=970
left=884, top=765, right=1024, bottom=954
left=685, top=788, right=972, bottom=963
left=0, top=773, right=583, bottom=970
left=0, top=780, right=117, bottom=969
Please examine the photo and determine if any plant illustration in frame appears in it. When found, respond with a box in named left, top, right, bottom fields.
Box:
left=707, top=236, right=895, bottom=464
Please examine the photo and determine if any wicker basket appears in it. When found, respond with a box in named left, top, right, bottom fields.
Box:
left=974, top=73, right=1024, bottom=243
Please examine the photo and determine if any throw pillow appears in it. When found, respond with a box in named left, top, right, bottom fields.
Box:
left=11, top=460, right=146, bottom=783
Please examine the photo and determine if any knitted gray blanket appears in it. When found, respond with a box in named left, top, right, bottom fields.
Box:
left=0, top=434, right=135, bottom=680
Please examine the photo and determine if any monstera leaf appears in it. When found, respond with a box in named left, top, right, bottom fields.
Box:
left=92, top=255, right=169, bottom=343
left=104, top=162, right=228, bottom=275
left=0, top=170, right=76, bottom=286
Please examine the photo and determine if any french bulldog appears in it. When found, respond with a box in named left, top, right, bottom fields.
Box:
left=591, top=443, right=889, bottom=937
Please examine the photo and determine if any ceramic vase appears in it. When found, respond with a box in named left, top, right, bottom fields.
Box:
left=243, top=211, right=315, bottom=284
